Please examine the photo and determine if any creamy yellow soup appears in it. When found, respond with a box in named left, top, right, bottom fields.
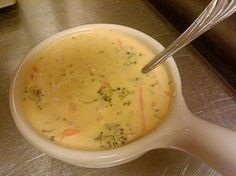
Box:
left=20, top=29, right=175, bottom=150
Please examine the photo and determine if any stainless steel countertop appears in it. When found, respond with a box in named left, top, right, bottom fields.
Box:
left=0, top=1, right=235, bottom=175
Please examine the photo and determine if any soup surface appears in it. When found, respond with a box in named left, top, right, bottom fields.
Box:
left=19, top=29, right=175, bottom=150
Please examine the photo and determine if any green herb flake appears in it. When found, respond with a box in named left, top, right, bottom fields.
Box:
left=94, top=123, right=127, bottom=149
left=24, top=87, right=28, bottom=93
left=123, top=100, right=131, bottom=106
left=24, top=86, right=45, bottom=110
left=97, top=83, right=114, bottom=106
left=83, top=99, right=98, bottom=104
left=116, top=111, right=121, bottom=115
left=50, top=136, right=55, bottom=141
left=127, top=52, right=136, bottom=59
left=41, top=129, right=55, bottom=133
left=151, top=81, right=158, bottom=87
left=118, top=87, right=132, bottom=100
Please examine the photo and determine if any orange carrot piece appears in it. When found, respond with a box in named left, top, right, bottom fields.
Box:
left=32, top=66, right=38, bottom=72
left=68, top=102, right=78, bottom=112
left=117, top=39, right=122, bottom=48
left=151, top=101, right=157, bottom=107
left=63, top=129, right=80, bottom=137
left=30, top=73, right=34, bottom=80
left=164, top=90, right=173, bottom=96
left=100, top=80, right=109, bottom=88
left=29, top=66, right=40, bottom=80
left=139, top=86, right=146, bottom=132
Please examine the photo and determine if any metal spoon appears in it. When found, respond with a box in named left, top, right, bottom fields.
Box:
left=142, top=0, right=236, bottom=73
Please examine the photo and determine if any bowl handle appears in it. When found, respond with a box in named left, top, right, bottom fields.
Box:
left=172, top=110, right=236, bottom=176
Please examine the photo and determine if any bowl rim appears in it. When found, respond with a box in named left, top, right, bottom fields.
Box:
left=9, top=23, right=183, bottom=168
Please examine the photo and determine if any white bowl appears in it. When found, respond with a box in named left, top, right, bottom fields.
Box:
left=9, top=24, right=236, bottom=176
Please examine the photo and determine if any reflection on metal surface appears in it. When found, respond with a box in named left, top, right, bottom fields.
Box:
left=18, top=1, right=61, bottom=44
left=0, top=0, right=15, bottom=9
left=0, top=0, right=235, bottom=175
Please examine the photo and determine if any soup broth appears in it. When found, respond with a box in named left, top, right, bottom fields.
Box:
left=19, top=29, right=175, bottom=150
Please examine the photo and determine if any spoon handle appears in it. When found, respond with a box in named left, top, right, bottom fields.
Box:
left=142, top=0, right=236, bottom=73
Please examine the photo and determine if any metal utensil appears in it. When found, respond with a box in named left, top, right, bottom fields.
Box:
left=142, top=0, right=236, bottom=73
